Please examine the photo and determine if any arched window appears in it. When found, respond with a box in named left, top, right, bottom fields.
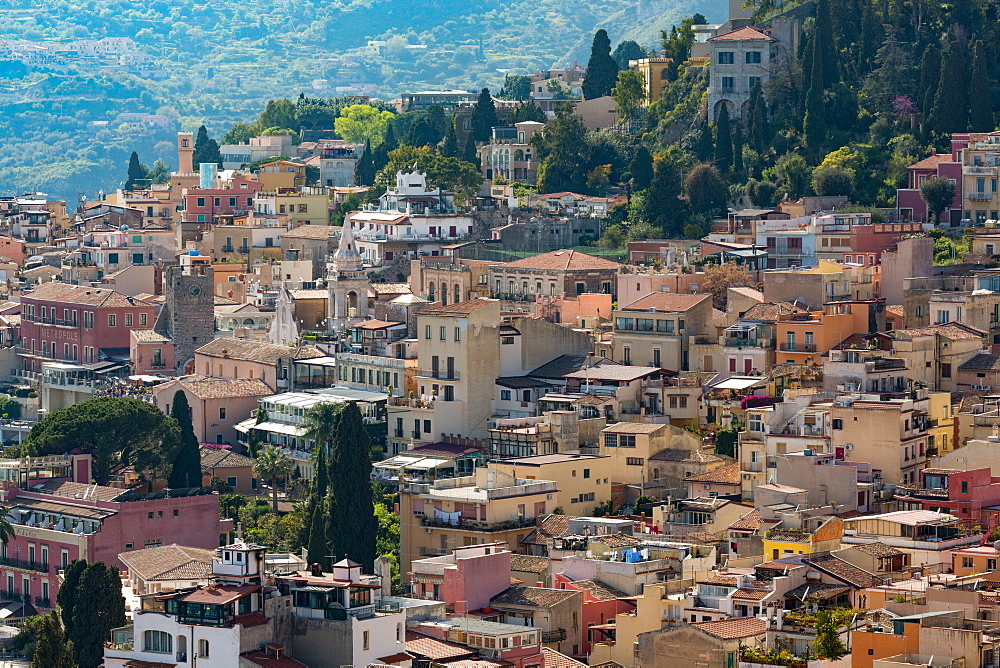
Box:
left=652, top=468, right=660, bottom=480
left=199, top=639, right=210, bottom=658
left=143, top=630, right=172, bottom=654
left=441, top=282, right=448, bottom=306
left=428, top=283, right=435, bottom=300
left=513, top=149, right=524, bottom=161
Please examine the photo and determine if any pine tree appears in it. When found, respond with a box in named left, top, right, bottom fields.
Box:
left=167, top=390, right=202, bottom=489
left=582, top=29, right=620, bottom=99
left=469, top=88, right=499, bottom=143
left=326, top=403, right=377, bottom=570
left=630, top=146, right=654, bottom=191
left=357, top=139, right=376, bottom=186
left=919, top=45, right=941, bottom=120
left=125, top=151, right=147, bottom=190
left=31, top=612, right=74, bottom=668
left=440, top=119, right=459, bottom=158
left=714, top=104, right=733, bottom=173
left=70, top=562, right=126, bottom=668
left=928, top=37, right=969, bottom=135
left=57, top=559, right=86, bottom=638
left=970, top=40, right=994, bottom=132
left=803, top=24, right=827, bottom=151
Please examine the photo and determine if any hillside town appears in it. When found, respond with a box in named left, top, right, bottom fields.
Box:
left=3, top=0, right=1000, bottom=667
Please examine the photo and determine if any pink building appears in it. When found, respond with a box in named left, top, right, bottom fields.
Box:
left=409, top=543, right=512, bottom=614
left=181, top=177, right=262, bottom=224
left=130, top=329, right=175, bottom=375
left=895, top=467, right=1000, bottom=522
left=554, top=574, right=633, bottom=654
left=896, top=136, right=967, bottom=224
left=535, top=293, right=612, bottom=328
left=0, top=454, right=232, bottom=615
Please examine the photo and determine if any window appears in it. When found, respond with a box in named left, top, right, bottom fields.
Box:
left=717, top=51, right=734, bottom=64
left=440, top=326, right=446, bottom=340
left=626, top=457, right=644, bottom=466
left=196, top=197, right=205, bottom=207
left=990, top=559, right=998, bottom=572
left=721, top=76, right=734, bottom=90
left=139, top=313, right=147, bottom=326
left=962, top=480, right=969, bottom=494
left=746, top=51, right=762, bottom=63
left=108, top=314, right=116, bottom=327
left=363, top=630, right=370, bottom=651
left=963, top=556, right=975, bottom=568
left=125, top=313, right=133, bottom=327
left=941, top=363, right=952, bottom=378
left=583, top=468, right=590, bottom=479
left=173, top=509, right=179, bottom=517
left=144, top=630, right=172, bottom=654
left=500, top=390, right=512, bottom=401
left=198, top=639, right=210, bottom=658
left=227, top=476, right=237, bottom=487
left=108, top=252, right=119, bottom=264
left=455, top=327, right=461, bottom=342
left=425, top=325, right=431, bottom=339
left=604, top=433, right=617, bottom=448
left=219, top=407, right=227, bottom=420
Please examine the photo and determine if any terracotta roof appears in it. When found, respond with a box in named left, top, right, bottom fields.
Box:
left=13, top=496, right=117, bottom=520
left=118, top=543, right=214, bottom=582
left=177, top=583, right=259, bottom=605
left=891, top=322, right=987, bottom=342
left=131, top=329, right=172, bottom=343
left=195, top=338, right=323, bottom=364
left=280, top=224, right=337, bottom=240
left=167, top=374, right=273, bottom=400
left=785, top=583, right=851, bottom=600
left=501, top=249, right=621, bottom=271
left=568, top=579, right=628, bottom=601
left=520, top=514, right=572, bottom=548
left=510, top=554, right=550, bottom=575
left=959, top=353, right=1000, bottom=371
left=24, top=282, right=148, bottom=308
left=353, top=319, right=404, bottom=330
left=685, top=463, right=740, bottom=485
left=740, top=301, right=807, bottom=322
left=287, top=288, right=328, bottom=300
left=376, top=652, right=414, bottom=664
left=730, top=509, right=764, bottom=532
left=691, top=616, right=767, bottom=639
left=405, top=630, right=476, bottom=661
left=886, top=304, right=906, bottom=318
left=697, top=574, right=738, bottom=586
left=31, top=479, right=124, bottom=502
left=427, top=298, right=498, bottom=316
left=490, top=586, right=580, bottom=608
left=541, top=647, right=587, bottom=667
left=232, top=611, right=269, bottom=627
left=732, top=588, right=771, bottom=601
left=600, top=421, right=666, bottom=434
left=803, top=553, right=884, bottom=589
left=620, top=292, right=710, bottom=312
left=200, top=445, right=254, bottom=469
left=907, top=153, right=955, bottom=170
left=852, top=542, right=905, bottom=558
left=593, top=533, right=643, bottom=549
left=441, top=659, right=509, bottom=668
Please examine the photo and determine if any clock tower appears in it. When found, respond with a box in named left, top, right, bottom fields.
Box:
left=156, top=265, right=215, bottom=374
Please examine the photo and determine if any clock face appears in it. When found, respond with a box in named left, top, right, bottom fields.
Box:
left=189, top=284, right=202, bottom=297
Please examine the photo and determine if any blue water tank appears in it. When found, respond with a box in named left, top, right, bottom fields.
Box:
left=189, top=250, right=200, bottom=256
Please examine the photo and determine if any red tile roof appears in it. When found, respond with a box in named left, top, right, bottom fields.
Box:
left=685, top=462, right=741, bottom=485
left=405, top=630, right=476, bottom=661
left=232, top=611, right=269, bottom=628
left=177, top=583, right=259, bottom=605
left=692, top=617, right=767, bottom=639
left=708, top=26, right=776, bottom=42
left=502, top=249, right=621, bottom=271
left=243, top=650, right=308, bottom=668
left=428, top=298, right=498, bottom=315
left=740, top=301, right=808, bottom=322
left=907, top=153, right=955, bottom=170
left=541, top=647, right=588, bottom=667
left=491, top=585, right=581, bottom=608
left=732, top=588, right=771, bottom=601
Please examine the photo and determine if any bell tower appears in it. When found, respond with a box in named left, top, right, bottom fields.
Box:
left=327, top=223, right=370, bottom=330
left=177, top=132, right=194, bottom=175
left=156, top=265, right=215, bottom=374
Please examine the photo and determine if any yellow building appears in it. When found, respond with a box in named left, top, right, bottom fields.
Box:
left=255, top=159, right=307, bottom=191
left=256, top=189, right=330, bottom=227
left=632, top=58, right=674, bottom=105
left=761, top=517, right=844, bottom=561
left=589, top=582, right=684, bottom=666
left=926, top=391, right=955, bottom=455
left=490, top=453, right=609, bottom=516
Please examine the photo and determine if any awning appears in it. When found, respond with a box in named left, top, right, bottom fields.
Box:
left=234, top=418, right=257, bottom=435
left=253, top=421, right=307, bottom=437
left=712, top=376, right=766, bottom=390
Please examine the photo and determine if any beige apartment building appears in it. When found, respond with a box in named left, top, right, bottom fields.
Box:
left=607, top=292, right=714, bottom=372
left=398, top=467, right=557, bottom=583
left=832, top=394, right=930, bottom=486
left=490, top=453, right=609, bottom=516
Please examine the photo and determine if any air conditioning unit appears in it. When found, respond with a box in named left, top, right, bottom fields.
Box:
left=425, top=528, right=432, bottom=533
left=845, top=444, right=854, bottom=451
left=547, top=494, right=554, bottom=500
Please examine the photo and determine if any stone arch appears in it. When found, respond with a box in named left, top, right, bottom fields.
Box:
left=713, top=99, right=735, bottom=122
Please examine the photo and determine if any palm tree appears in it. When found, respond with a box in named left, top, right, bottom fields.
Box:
left=303, top=402, right=340, bottom=458
left=253, top=446, right=294, bottom=513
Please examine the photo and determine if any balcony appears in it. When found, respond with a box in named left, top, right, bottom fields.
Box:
left=724, top=337, right=771, bottom=349
left=419, top=514, right=538, bottom=533
left=0, top=555, right=49, bottom=573
left=220, top=245, right=234, bottom=253
left=541, top=629, right=567, bottom=643
left=778, top=342, right=817, bottom=352
left=35, top=596, right=51, bottom=608
left=965, top=165, right=998, bottom=174
left=967, top=191, right=993, bottom=201
left=769, top=425, right=826, bottom=437
left=415, top=369, right=460, bottom=380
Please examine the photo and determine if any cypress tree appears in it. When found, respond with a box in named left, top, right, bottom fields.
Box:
left=643, top=155, right=687, bottom=237
left=192, top=125, right=213, bottom=169
left=747, top=83, right=769, bottom=153
left=469, top=88, right=499, bottom=143
left=582, top=29, right=620, bottom=99
left=374, top=124, right=397, bottom=172
left=857, top=2, right=882, bottom=76
left=970, top=40, right=993, bottom=132
left=125, top=151, right=146, bottom=190
left=919, top=45, right=941, bottom=120
left=928, top=37, right=969, bottom=135
left=630, top=145, right=654, bottom=191
left=732, top=123, right=745, bottom=174
left=715, top=103, right=733, bottom=173
left=168, top=390, right=202, bottom=489
left=70, top=562, right=126, bottom=668
left=357, top=138, right=376, bottom=186
left=803, top=24, right=827, bottom=151
left=305, top=445, right=330, bottom=568
left=815, top=0, right=837, bottom=87
left=694, top=119, right=714, bottom=162
left=462, top=132, right=479, bottom=165
left=440, top=118, right=459, bottom=158
left=31, top=612, right=74, bottom=668
left=326, top=403, right=377, bottom=570
left=56, top=559, right=86, bottom=638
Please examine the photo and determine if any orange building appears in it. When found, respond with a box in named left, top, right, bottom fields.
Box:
left=774, top=301, right=883, bottom=365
